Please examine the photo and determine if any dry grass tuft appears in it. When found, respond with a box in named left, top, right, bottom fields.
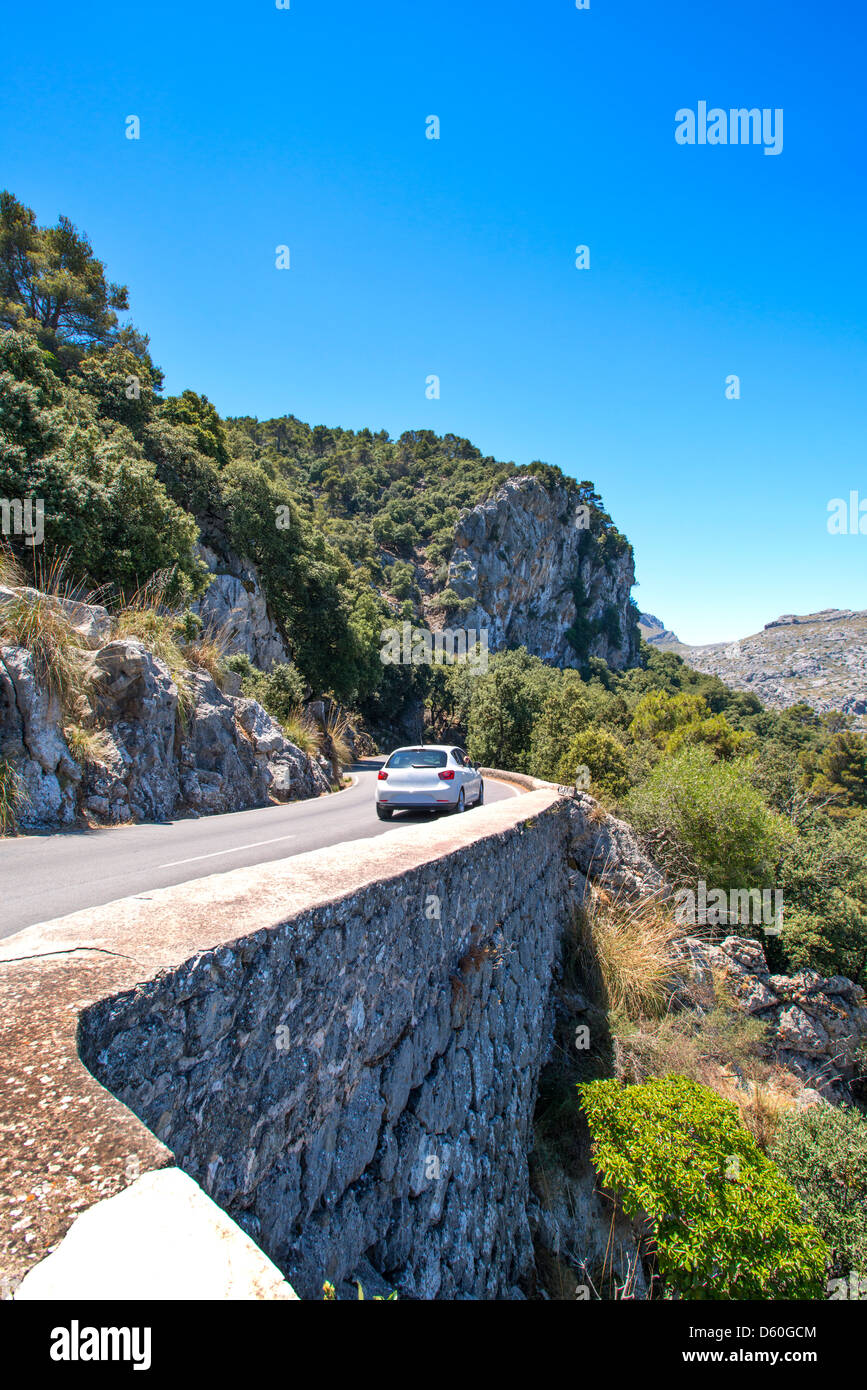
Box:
left=323, top=706, right=353, bottom=776
left=576, top=887, right=683, bottom=1021
left=63, top=724, right=114, bottom=768
left=0, top=756, right=26, bottom=835
left=0, top=586, right=92, bottom=716
left=283, top=705, right=322, bottom=758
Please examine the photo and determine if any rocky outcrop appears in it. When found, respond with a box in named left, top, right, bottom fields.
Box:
left=80, top=642, right=330, bottom=823
left=447, top=476, right=639, bottom=671
left=566, top=793, right=668, bottom=902
left=0, top=631, right=331, bottom=830
left=0, top=586, right=112, bottom=649
left=672, top=935, right=867, bottom=1098
left=649, top=608, right=867, bottom=727
left=0, top=646, right=81, bottom=824
left=193, top=545, right=289, bottom=671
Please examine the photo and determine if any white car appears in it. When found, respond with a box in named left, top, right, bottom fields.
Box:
left=375, top=745, right=484, bottom=820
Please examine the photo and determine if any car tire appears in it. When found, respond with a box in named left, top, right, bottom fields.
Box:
left=376, top=806, right=393, bottom=821
left=476, top=779, right=484, bottom=807
left=451, top=787, right=466, bottom=815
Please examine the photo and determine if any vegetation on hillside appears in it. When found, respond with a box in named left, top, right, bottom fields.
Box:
left=0, top=193, right=629, bottom=717
left=431, top=646, right=867, bottom=987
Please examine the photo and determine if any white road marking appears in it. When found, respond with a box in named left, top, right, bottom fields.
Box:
left=158, top=834, right=297, bottom=869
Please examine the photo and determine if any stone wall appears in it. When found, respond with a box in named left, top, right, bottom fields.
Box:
left=0, top=782, right=574, bottom=1300
left=76, top=798, right=570, bottom=1299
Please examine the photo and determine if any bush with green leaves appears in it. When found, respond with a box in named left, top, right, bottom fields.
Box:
left=771, top=1104, right=867, bottom=1281
left=578, top=1075, right=828, bottom=1300
left=232, top=660, right=307, bottom=725
left=556, top=726, right=629, bottom=801
left=777, top=818, right=867, bottom=983
left=623, top=743, right=789, bottom=890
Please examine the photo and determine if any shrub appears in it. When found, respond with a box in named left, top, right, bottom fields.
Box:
left=578, top=1075, right=828, bottom=1299
left=225, top=652, right=256, bottom=680
left=556, top=727, right=629, bottom=801
left=251, top=662, right=307, bottom=725
left=771, top=1104, right=867, bottom=1282
left=623, top=744, right=789, bottom=891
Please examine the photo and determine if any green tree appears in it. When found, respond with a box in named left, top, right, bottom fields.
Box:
left=464, top=649, right=558, bottom=772
left=778, top=817, right=867, bottom=982
left=0, top=192, right=131, bottom=367
left=803, top=730, right=867, bottom=809
left=556, top=727, right=630, bottom=801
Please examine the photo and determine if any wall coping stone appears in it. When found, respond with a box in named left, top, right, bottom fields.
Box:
left=15, top=1167, right=297, bottom=1300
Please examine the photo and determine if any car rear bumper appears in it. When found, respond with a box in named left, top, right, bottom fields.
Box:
left=375, top=789, right=458, bottom=808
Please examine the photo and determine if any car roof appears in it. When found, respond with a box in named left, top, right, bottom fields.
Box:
left=389, top=744, right=459, bottom=753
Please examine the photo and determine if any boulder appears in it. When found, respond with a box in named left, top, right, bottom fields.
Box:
left=0, top=645, right=80, bottom=825
left=671, top=935, right=867, bottom=1098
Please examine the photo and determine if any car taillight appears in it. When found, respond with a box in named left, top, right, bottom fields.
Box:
left=378, top=770, right=388, bottom=780
left=438, top=770, right=455, bottom=781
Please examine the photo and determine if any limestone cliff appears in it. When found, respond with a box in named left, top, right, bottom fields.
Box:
left=446, top=476, right=640, bottom=670
left=0, top=586, right=331, bottom=830
left=193, top=544, right=290, bottom=672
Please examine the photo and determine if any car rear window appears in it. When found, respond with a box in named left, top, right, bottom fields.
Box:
left=386, top=749, right=448, bottom=769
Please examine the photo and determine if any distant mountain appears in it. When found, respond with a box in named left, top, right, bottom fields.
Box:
left=642, top=609, right=867, bottom=724
left=638, top=612, right=683, bottom=648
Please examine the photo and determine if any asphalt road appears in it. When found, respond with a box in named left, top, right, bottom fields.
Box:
left=0, top=761, right=518, bottom=940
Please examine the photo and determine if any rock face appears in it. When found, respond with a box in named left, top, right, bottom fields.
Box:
left=566, top=794, right=668, bottom=902
left=447, top=477, right=640, bottom=671
left=638, top=611, right=682, bottom=648
left=193, top=545, right=289, bottom=671
left=0, top=646, right=81, bottom=825
left=650, top=608, right=867, bottom=727
left=80, top=642, right=330, bottom=824
left=672, top=935, right=867, bottom=1098
left=0, top=631, right=330, bottom=830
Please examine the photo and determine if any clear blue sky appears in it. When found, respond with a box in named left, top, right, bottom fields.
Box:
left=3, top=0, right=865, bottom=644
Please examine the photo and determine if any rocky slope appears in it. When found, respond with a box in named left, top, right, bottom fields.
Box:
left=446, top=476, right=640, bottom=670
left=0, top=589, right=331, bottom=831
left=643, top=609, right=867, bottom=724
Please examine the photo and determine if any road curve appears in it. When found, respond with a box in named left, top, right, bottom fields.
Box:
left=0, top=761, right=519, bottom=940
